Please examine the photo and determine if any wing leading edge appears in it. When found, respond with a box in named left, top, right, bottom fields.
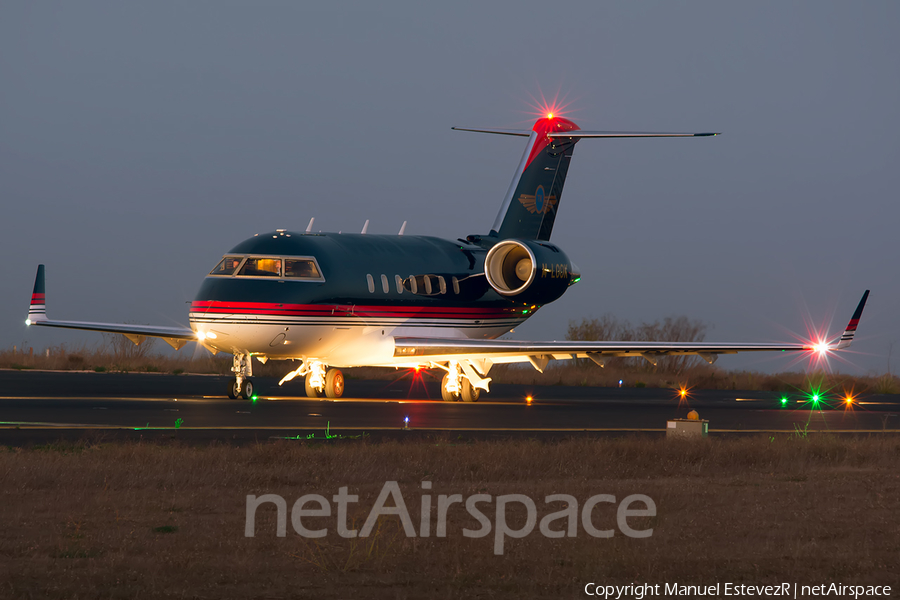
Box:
left=392, top=291, right=871, bottom=368
left=26, top=264, right=196, bottom=350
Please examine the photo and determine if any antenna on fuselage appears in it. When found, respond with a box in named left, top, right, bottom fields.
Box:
left=305, top=218, right=315, bottom=233
left=361, top=220, right=369, bottom=234
left=398, top=221, right=407, bottom=235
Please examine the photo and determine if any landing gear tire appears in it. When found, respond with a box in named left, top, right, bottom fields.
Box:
left=305, top=373, right=324, bottom=398
left=324, top=368, right=344, bottom=399
left=228, top=379, right=239, bottom=399
left=241, top=379, right=255, bottom=400
left=441, top=373, right=460, bottom=402
left=461, top=381, right=480, bottom=403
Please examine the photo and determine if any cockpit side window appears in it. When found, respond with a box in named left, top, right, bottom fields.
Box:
left=284, top=259, right=321, bottom=279
left=237, top=257, right=282, bottom=278
left=210, top=256, right=244, bottom=276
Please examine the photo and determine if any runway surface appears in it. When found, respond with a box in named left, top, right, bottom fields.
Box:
left=1, top=370, right=899, bottom=443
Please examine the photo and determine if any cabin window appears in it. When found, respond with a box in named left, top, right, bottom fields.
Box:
left=367, top=274, right=375, bottom=293
left=209, top=256, right=243, bottom=276
left=408, top=275, right=417, bottom=294
left=381, top=274, right=389, bottom=293
left=452, top=276, right=460, bottom=295
left=395, top=275, right=403, bottom=294
left=438, top=276, right=447, bottom=295
left=424, top=275, right=432, bottom=295
left=237, top=257, right=281, bottom=278
left=284, top=258, right=321, bottom=279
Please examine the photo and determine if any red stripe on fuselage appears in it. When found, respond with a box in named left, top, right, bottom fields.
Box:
left=190, top=301, right=521, bottom=319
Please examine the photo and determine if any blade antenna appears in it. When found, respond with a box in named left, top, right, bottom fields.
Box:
left=305, top=218, right=315, bottom=233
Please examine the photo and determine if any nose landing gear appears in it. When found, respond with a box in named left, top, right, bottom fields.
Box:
left=228, top=352, right=255, bottom=400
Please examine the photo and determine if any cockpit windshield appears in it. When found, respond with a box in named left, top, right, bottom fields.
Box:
left=209, top=256, right=243, bottom=276
left=284, top=259, right=321, bottom=279
left=238, top=258, right=282, bottom=278
left=208, top=255, right=323, bottom=280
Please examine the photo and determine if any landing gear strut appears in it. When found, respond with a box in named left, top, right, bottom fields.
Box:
left=440, top=360, right=484, bottom=402
left=441, top=362, right=462, bottom=402
left=228, top=352, right=255, bottom=400
left=304, top=361, right=344, bottom=398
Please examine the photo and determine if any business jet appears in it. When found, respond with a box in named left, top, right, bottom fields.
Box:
left=25, top=114, right=869, bottom=401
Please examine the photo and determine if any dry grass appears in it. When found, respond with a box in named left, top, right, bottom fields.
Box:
left=4, top=342, right=900, bottom=395
left=1, top=436, right=898, bottom=598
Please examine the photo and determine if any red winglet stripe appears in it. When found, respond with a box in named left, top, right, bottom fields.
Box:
left=31, top=293, right=45, bottom=303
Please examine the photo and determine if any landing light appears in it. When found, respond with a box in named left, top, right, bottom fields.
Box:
left=814, top=342, right=829, bottom=355
left=196, top=331, right=206, bottom=341
left=25, top=319, right=31, bottom=326
left=206, top=332, right=217, bottom=340
left=526, top=395, right=533, bottom=405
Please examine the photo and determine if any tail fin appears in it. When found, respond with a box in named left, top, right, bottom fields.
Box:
left=27, top=264, right=47, bottom=324
left=454, top=117, right=718, bottom=241
left=491, top=116, right=581, bottom=241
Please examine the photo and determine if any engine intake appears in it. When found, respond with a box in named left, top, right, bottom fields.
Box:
left=484, top=239, right=579, bottom=304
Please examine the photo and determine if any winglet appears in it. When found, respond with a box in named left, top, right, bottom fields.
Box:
left=836, top=290, right=869, bottom=349
left=26, top=265, right=48, bottom=325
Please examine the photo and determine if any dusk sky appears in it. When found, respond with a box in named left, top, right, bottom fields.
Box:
left=2, top=2, right=898, bottom=375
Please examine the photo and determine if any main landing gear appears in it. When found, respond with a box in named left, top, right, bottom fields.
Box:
left=228, top=352, right=255, bottom=400
left=304, top=361, right=344, bottom=399
left=440, top=361, right=481, bottom=402
left=276, top=360, right=345, bottom=398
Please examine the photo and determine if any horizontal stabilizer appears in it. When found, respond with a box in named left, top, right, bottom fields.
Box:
left=450, top=127, right=531, bottom=137
left=548, top=131, right=719, bottom=138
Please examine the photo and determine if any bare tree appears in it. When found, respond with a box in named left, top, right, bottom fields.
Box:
left=567, top=314, right=707, bottom=374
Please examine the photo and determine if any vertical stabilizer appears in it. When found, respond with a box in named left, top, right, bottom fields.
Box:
left=492, top=117, right=581, bottom=241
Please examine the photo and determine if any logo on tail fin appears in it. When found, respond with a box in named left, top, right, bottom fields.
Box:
left=518, top=186, right=557, bottom=214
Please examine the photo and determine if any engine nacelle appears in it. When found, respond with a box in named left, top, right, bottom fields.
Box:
left=484, top=239, right=580, bottom=304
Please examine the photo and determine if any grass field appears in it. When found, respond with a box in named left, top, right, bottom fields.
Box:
left=4, top=342, right=899, bottom=396
left=2, top=435, right=898, bottom=599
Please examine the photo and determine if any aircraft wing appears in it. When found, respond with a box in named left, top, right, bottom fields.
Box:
left=391, top=291, right=870, bottom=381
left=25, top=265, right=196, bottom=350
